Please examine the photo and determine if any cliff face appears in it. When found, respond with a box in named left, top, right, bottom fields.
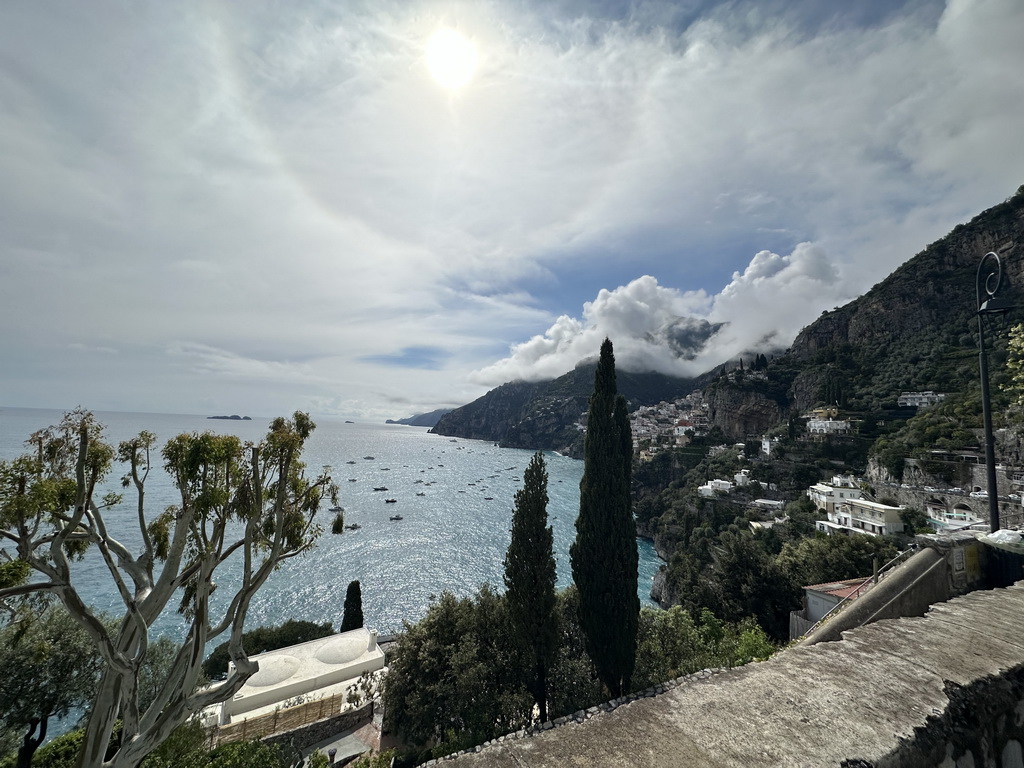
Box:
left=705, top=384, right=785, bottom=440
left=790, top=190, right=1024, bottom=360
left=431, top=380, right=544, bottom=443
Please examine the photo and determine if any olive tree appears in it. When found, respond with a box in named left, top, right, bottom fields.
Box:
left=0, top=410, right=338, bottom=768
left=0, top=604, right=104, bottom=768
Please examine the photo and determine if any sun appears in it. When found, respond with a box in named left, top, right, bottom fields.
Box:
left=425, top=28, right=478, bottom=90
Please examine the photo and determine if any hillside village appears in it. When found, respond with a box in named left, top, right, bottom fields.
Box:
left=626, top=384, right=1024, bottom=538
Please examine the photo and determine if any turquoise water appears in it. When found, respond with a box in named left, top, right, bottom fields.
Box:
left=0, top=408, right=662, bottom=638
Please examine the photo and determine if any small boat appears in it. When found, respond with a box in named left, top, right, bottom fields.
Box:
left=373, top=487, right=388, bottom=492
left=346, top=460, right=356, bottom=465
left=389, top=514, right=403, bottom=521
left=348, top=478, right=358, bottom=482
left=345, top=420, right=354, bottom=424
left=416, top=491, right=426, bottom=496
left=484, top=497, right=493, bottom=501
left=329, top=506, right=344, bottom=512
left=344, top=523, right=361, bottom=530
left=385, top=498, right=397, bottom=504
left=363, top=456, right=375, bottom=460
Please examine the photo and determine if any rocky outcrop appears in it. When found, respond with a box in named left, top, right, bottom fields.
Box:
left=789, top=188, right=1024, bottom=362
left=705, top=382, right=785, bottom=440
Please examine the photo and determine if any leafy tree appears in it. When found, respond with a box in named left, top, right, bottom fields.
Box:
left=899, top=507, right=932, bottom=534
left=382, top=587, right=531, bottom=749
left=0, top=410, right=338, bottom=768
left=202, top=619, right=335, bottom=679
left=775, top=534, right=899, bottom=591
left=544, top=587, right=601, bottom=717
left=0, top=605, right=104, bottom=768
left=702, top=530, right=799, bottom=641
left=503, top=453, right=558, bottom=722
left=633, top=606, right=775, bottom=690
left=570, top=338, right=639, bottom=698
left=341, top=580, right=364, bottom=632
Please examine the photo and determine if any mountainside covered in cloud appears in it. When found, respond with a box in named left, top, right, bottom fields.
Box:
left=471, top=241, right=843, bottom=387
left=438, top=184, right=1024, bottom=448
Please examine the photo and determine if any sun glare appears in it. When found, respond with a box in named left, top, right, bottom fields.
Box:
left=425, top=28, right=478, bottom=90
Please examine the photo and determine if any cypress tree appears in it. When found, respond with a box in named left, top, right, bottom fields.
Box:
left=570, top=338, right=639, bottom=698
left=340, top=580, right=364, bottom=632
left=503, top=452, right=558, bottom=723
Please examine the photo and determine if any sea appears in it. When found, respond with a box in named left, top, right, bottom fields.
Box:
left=0, top=407, right=663, bottom=641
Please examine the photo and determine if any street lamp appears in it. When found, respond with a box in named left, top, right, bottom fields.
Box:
left=976, top=251, right=1011, bottom=532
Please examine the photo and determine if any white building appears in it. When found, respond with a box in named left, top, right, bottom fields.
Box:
left=698, top=478, right=734, bottom=497
left=897, top=391, right=946, bottom=408
left=807, top=475, right=862, bottom=515
left=807, top=418, right=851, bottom=435
left=815, top=498, right=905, bottom=537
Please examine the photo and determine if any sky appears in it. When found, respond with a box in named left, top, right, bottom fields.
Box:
left=2, top=0, right=1023, bottom=421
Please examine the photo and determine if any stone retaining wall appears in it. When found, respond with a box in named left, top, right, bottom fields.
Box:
left=260, top=701, right=373, bottom=752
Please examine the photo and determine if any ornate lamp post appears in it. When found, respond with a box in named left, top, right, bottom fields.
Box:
left=976, top=251, right=1011, bottom=532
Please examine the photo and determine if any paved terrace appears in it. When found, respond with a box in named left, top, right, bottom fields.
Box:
left=441, top=582, right=1024, bottom=767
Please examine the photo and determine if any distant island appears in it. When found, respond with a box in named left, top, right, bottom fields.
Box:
left=385, top=408, right=452, bottom=428
left=207, top=415, right=252, bottom=420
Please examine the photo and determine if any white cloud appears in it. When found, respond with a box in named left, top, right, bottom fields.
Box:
left=474, top=241, right=848, bottom=384
left=0, top=0, right=1022, bottom=418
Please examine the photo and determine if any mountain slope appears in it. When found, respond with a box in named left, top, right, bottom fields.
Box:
left=430, top=364, right=701, bottom=456
left=434, top=185, right=1024, bottom=452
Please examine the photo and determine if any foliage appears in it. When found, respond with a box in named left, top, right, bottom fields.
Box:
left=382, top=583, right=774, bottom=759
left=0, top=410, right=339, bottom=768
left=382, top=587, right=531, bottom=748
left=348, top=750, right=397, bottom=768
left=202, top=619, right=335, bottom=679
left=633, top=606, right=776, bottom=690
left=138, top=720, right=210, bottom=768
left=570, top=338, right=639, bottom=698
left=340, top=580, right=364, bottom=632
left=0, top=604, right=105, bottom=768
left=503, top=452, right=558, bottom=722
left=0, top=728, right=83, bottom=768
left=206, top=741, right=288, bottom=768
left=775, top=534, right=900, bottom=590
left=899, top=507, right=932, bottom=534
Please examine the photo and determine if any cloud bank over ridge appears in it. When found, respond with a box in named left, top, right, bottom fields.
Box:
left=473, top=242, right=845, bottom=385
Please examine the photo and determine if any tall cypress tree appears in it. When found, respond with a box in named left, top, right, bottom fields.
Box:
left=570, top=338, right=639, bottom=698
left=503, top=452, right=558, bottom=723
left=340, top=580, right=364, bottom=632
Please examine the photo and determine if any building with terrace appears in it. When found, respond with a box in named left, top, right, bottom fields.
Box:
left=807, top=475, right=862, bottom=515
left=816, top=497, right=905, bottom=537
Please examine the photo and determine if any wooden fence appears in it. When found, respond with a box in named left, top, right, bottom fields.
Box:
left=209, top=692, right=349, bottom=747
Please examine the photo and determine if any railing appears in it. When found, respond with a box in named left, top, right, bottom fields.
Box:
left=798, top=547, right=917, bottom=639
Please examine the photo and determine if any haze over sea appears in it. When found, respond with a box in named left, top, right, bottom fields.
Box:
left=0, top=408, right=662, bottom=639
